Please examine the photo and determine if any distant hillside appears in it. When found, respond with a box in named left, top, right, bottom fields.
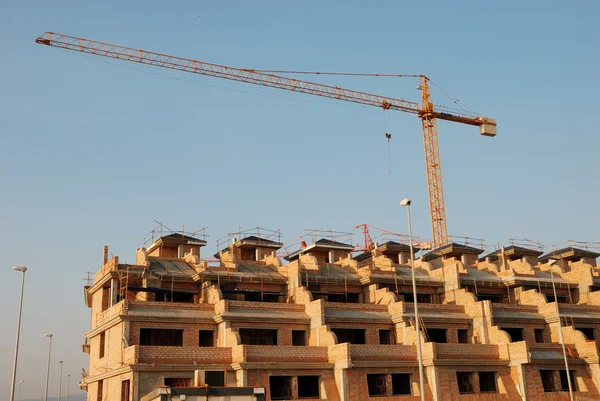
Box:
left=24, top=395, right=86, bottom=401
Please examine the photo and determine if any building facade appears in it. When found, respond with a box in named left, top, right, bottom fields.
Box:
left=81, top=231, right=600, bottom=401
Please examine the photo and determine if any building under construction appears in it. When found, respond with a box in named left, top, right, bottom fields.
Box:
left=81, top=226, right=600, bottom=401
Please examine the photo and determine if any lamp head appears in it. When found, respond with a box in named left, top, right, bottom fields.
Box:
left=400, top=198, right=412, bottom=207
left=12, top=265, right=27, bottom=272
left=19, top=380, right=24, bottom=384
left=44, top=333, right=53, bottom=338
left=57, top=360, right=63, bottom=364
left=548, top=258, right=557, bottom=267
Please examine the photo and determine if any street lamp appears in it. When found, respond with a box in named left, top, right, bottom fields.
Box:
left=66, top=375, right=71, bottom=401
left=44, top=334, right=53, bottom=401
left=18, top=380, right=24, bottom=401
left=10, top=266, right=27, bottom=401
left=57, top=360, right=64, bottom=401
left=400, top=198, right=425, bottom=401
left=548, top=259, right=574, bottom=400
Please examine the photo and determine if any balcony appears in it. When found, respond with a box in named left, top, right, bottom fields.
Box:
left=528, top=343, right=578, bottom=359
left=434, top=343, right=500, bottom=360
left=94, top=300, right=126, bottom=327
left=350, top=344, right=417, bottom=362
left=238, top=345, right=328, bottom=364
left=215, top=300, right=308, bottom=323
left=137, top=345, right=232, bottom=364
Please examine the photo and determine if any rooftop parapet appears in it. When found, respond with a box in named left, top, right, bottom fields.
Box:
left=285, top=237, right=354, bottom=263
left=215, top=227, right=283, bottom=264
left=422, top=239, right=484, bottom=268
left=540, top=245, right=600, bottom=267
left=354, top=241, right=420, bottom=267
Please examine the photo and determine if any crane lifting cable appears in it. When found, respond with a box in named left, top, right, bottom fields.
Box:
left=35, top=31, right=497, bottom=249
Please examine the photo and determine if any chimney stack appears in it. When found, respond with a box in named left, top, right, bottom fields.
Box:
left=103, top=246, right=109, bottom=266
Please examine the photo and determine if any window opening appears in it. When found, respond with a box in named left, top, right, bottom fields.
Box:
left=199, top=330, right=214, bottom=347
left=379, top=329, right=392, bottom=345
left=579, top=327, right=595, bottom=340
left=120, top=380, right=130, bottom=401
left=546, top=294, right=569, bottom=303
left=331, top=328, right=366, bottom=344
left=426, top=328, right=447, bottom=343
left=501, top=327, right=524, bottom=342
left=401, top=293, right=432, bottom=303
left=164, top=377, right=193, bottom=387
left=239, top=328, right=277, bottom=345
left=559, top=370, right=577, bottom=392
left=479, top=372, right=497, bottom=392
left=97, top=380, right=103, bottom=401
left=477, top=293, right=503, bottom=303
left=367, top=374, right=388, bottom=396
left=155, top=291, right=195, bottom=303
left=270, top=376, right=293, bottom=400
left=458, top=329, right=469, bottom=344
left=346, top=293, right=360, bottom=303
left=140, top=328, right=183, bottom=346
left=298, top=376, right=320, bottom=398
left=205, top=371, right=225, bottom=387
left=99, top=332, right=105, bottom=358
left=392, top=373, right=411, bottom=395
left=535, top=329, right=545, bottom=343
left=456, top=372, right=474, bottom=394
left=540, top=370, right=556, bottom=392
left=292, top=330, right=306, bottom=346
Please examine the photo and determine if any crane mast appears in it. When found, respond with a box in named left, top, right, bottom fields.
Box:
left=420, top=78, right=447, bottom=247
left=35, top=32, right=497, bottom=249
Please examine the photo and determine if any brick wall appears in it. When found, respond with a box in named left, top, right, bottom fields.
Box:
left=248, top=368, right=340, bottom=401
left=436, top=365, right=519, bottom=401
left=89, top=322, right=126, bottom=376
left=227, top=322, right=309, bottom=346
left=137, top=346, right=231, bottom=364
left=347, top=367, right=430, bottom=401
left=129, top=321, right=217, bottom=347
left=87, top=371, right=133, bottom=401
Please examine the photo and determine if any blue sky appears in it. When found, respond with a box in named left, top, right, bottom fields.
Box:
left=1, top=0, right=599, bottom=398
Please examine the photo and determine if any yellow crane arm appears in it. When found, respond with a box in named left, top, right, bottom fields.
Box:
left=35, top=31, right=497, bottom=248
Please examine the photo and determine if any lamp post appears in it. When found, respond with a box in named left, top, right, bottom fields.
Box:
left=18, top=380, right=24, bottom=401
left=44, top=334, right=53, bottom=401
left=548, top=259, right=574, bottom=400
left=57, top=360, right=64, bottom=401
left=400, top=198, right=425, bottom=401
left=10, top=266, right=27, bottom=401
left=66, top=375, right=71, bottom=401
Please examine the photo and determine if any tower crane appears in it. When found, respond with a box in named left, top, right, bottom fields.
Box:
left=35, top=32, right=497, bottom=249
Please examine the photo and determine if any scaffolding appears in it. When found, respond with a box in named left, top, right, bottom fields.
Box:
left=550, top=240, right=600, bottom=253
left=215, top=226, right=282, bottom=254
left=142, top=220, right=208, bottom=249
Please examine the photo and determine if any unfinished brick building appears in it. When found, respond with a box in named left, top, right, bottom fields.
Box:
left=81, top=228, right=600, bottom=401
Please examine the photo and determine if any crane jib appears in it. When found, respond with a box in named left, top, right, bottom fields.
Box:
left=35, top=31, right=497, bottom=248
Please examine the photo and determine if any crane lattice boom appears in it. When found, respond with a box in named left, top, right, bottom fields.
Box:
left=35, top=31, right=497, bottom=248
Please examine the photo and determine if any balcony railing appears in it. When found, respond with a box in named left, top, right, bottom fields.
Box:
left=350, top=344, right=417, bottom=361
left=242, top=345, right=328, bottom=363
left=435, top=343, right=500, bottom=360
left=138, top=346, right=232, bottom=364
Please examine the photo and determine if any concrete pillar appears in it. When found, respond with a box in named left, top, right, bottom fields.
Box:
left=132, top=371, right=140, bottom=401
left=110, top=278, right=119, bottom=306
left=426, top=365, right=441, bottom=401
left=236, top=369, right=248, bottom=387
left=334, top=365, right=349, bottom=401
left=515, top=365, right=528, bottom=401
left=589, top=363, right=600, bottom=393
